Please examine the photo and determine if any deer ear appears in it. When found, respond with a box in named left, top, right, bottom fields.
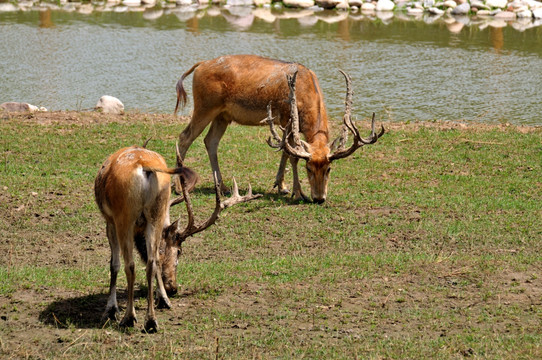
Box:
left=179, top=167, right=199, bottom=193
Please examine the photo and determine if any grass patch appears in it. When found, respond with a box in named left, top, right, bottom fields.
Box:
left=0, top=111, right=541, bottom=359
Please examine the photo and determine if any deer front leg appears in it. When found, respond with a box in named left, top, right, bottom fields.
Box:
left=155, top=270, right=172, bottom=310
left=274, top=151, right=290, bottom=195
left=204, top=117, right=229, bottom=195
left=289, top=157, right=309, bottom=202
left=174, top=110, right=214, bottom=194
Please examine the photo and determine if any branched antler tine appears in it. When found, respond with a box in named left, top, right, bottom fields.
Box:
left=168, top=195, right=185, bottom=208
left=262, top=103, right=284, bottom=149
left=222, top=180, right=263, bottom=208
left=231, top=177, right=240, bottom=197
left=282, top=70, right=311, bottom=160
left=175, top=172, right=222, bottom=243
left=177, top=170, right=195, bottom=235
left=287, top=70, right=301, bottom=144
left=338, top=69, right=358, bottom=136
left=359, top=113, right=385, bottom=144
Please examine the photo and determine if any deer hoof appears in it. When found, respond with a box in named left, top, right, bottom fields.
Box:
left=102, top=305, right=120, bottom=322
left=119, top=315, right=137, bottom=328
left=291, top=191, right=309, bottom=203
left=157, top=296, right=172, bottom=309
left=144, top=318, right=159, bottom=333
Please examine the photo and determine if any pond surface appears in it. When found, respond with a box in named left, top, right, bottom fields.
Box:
left=1, top=7, right=541, bottom=125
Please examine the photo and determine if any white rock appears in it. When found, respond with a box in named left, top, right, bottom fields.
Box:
left=348, top=0, right=363, bottom=6
left=0, top=3, right=18, bottom=11
left=515, top=8, right=532, bottom=16
left=113, top=6, right=128, bottom=12
left=494, top=10, right=516, bottom=17
left=78, top=4, right=94, bottom=14
left=141, top=0, right=156, bottom=5
left=283, top=0, right=315, bottom=8
left=336, top=1, right=350, bottom=9
left=443, top=0, right=457, bottom=8
left=315, top=0, right=343, bottom=8
left=533, top=7, right=542, bottom=17
left=451, top=2, right=470, bottom=14
left=527, top=0, right=542, bottom=9
left=486, top=0, right=508, bottom=8
left=122, top=0, right=141, bottom=5
left=375, top=0, right=395, bottom=11
left=428, top=6, right=444, bottom=14
left=361, top=2, right=376, bottom=9
left=477, top=9, right=492, bottom=14
left=227, top=0, right=253, bottom=5
left=0, top=102, right=42, bottom=113
left=96, top=96, right=124, bottom=115
left=254, top=0, right=272, bottom=5
left=407, top=7, right=424, bottom=14
left=471, top=0, right=489, bottom=9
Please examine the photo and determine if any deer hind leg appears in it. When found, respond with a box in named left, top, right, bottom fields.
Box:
left=143, top=224, right=160, bottom=333
left=274, top=151, right=290, bottom=195
left=117, top=223, right=137, bottom=328
left=204, top=115, right=229, bottom=194
left=174, top=108, right=217, bottom=194
left=103, top=221, right=121, bottom=322
left=289, top=156, right=309, bottom=202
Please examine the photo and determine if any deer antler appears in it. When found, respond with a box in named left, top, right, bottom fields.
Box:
left=328, top=70, right=385, bottom=161
left=165, top=172, right=262, bottom=246
left=261, top=103, right=287, bottom=150
left=262, top=70, right=312, bottom=160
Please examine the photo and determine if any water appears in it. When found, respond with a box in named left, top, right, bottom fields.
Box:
left=1, top=7, right=541, bottom=125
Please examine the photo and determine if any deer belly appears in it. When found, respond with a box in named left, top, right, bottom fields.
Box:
left=225, top=104, right=274, bottom=126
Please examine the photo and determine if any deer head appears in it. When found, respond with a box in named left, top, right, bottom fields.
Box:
left=161, top=151, right=262, bottom=294
left=263, top=70, right=385, bottom=203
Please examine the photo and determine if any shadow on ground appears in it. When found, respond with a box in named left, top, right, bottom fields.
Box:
left=38, top=289, right=147, bottom=329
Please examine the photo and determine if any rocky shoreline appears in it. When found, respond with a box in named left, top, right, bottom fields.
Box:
left=1, top=0, right=542, bottom=25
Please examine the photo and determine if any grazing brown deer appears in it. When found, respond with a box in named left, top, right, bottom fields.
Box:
left=95, top=144, right=260, bottom=332
left=174, top=54, right=384, bottom=203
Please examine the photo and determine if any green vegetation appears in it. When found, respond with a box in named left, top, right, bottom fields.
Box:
left=0, top=111, right=541, bottom=359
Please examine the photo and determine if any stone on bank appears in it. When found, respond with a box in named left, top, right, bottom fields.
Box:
left=95, top=95, right=124, bottom=114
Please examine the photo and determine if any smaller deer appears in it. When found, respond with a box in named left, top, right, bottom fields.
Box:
left=95, top=144, right=260, bottom=332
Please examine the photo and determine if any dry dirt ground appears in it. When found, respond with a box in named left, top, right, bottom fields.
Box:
left=1, top=111, right=541, bottom=359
